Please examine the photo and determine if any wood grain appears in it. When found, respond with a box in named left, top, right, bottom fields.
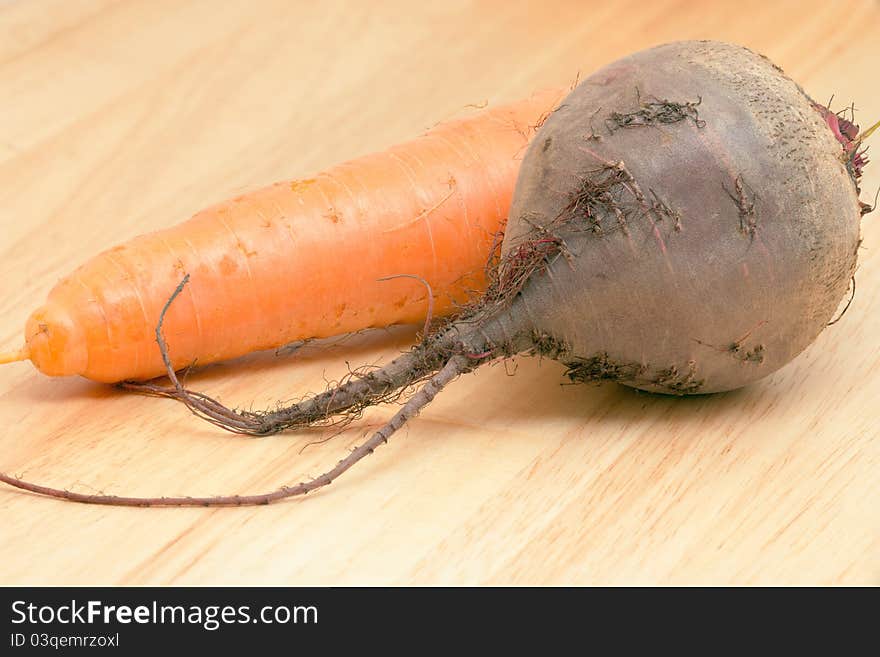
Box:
left=0, top=0, right=877, bottom=585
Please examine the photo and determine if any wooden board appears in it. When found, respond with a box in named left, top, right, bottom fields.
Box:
left=0, top=0, right=877, bottom=585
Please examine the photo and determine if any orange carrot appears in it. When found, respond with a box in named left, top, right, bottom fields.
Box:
left=0, top=88, right=565, bottom=382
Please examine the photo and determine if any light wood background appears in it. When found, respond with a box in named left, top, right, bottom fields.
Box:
left=0, top=0, right=878, bottom=585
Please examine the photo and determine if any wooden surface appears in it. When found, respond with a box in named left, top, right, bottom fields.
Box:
left=1, top=0, right=878, bottom=585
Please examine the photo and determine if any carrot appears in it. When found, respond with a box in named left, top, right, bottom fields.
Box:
left=0, top=88, right=565, bottom=383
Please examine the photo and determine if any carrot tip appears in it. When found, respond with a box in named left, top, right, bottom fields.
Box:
left=0, top=346, right=29, bottom=365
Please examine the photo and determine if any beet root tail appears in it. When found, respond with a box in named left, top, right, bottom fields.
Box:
left=0, top=355, right=468, bottom=507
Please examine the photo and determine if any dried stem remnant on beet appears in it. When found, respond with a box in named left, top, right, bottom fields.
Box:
left=723, top=175, right=758, bottom=240
left=606, top=91, right=705, bottom=132
left=563, top=163, right=636, bottom=234
left=654, top=362, right=703, bottom=394
left=563, top=161, right=685, bottom=237
left=564, top=353, right=646, bottom=383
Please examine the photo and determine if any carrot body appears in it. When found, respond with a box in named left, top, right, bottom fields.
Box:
left=18, top=89, right=565, bottom=382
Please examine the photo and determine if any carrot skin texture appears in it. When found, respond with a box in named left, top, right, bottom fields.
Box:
left=23, top=89, right=565, bottom=382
